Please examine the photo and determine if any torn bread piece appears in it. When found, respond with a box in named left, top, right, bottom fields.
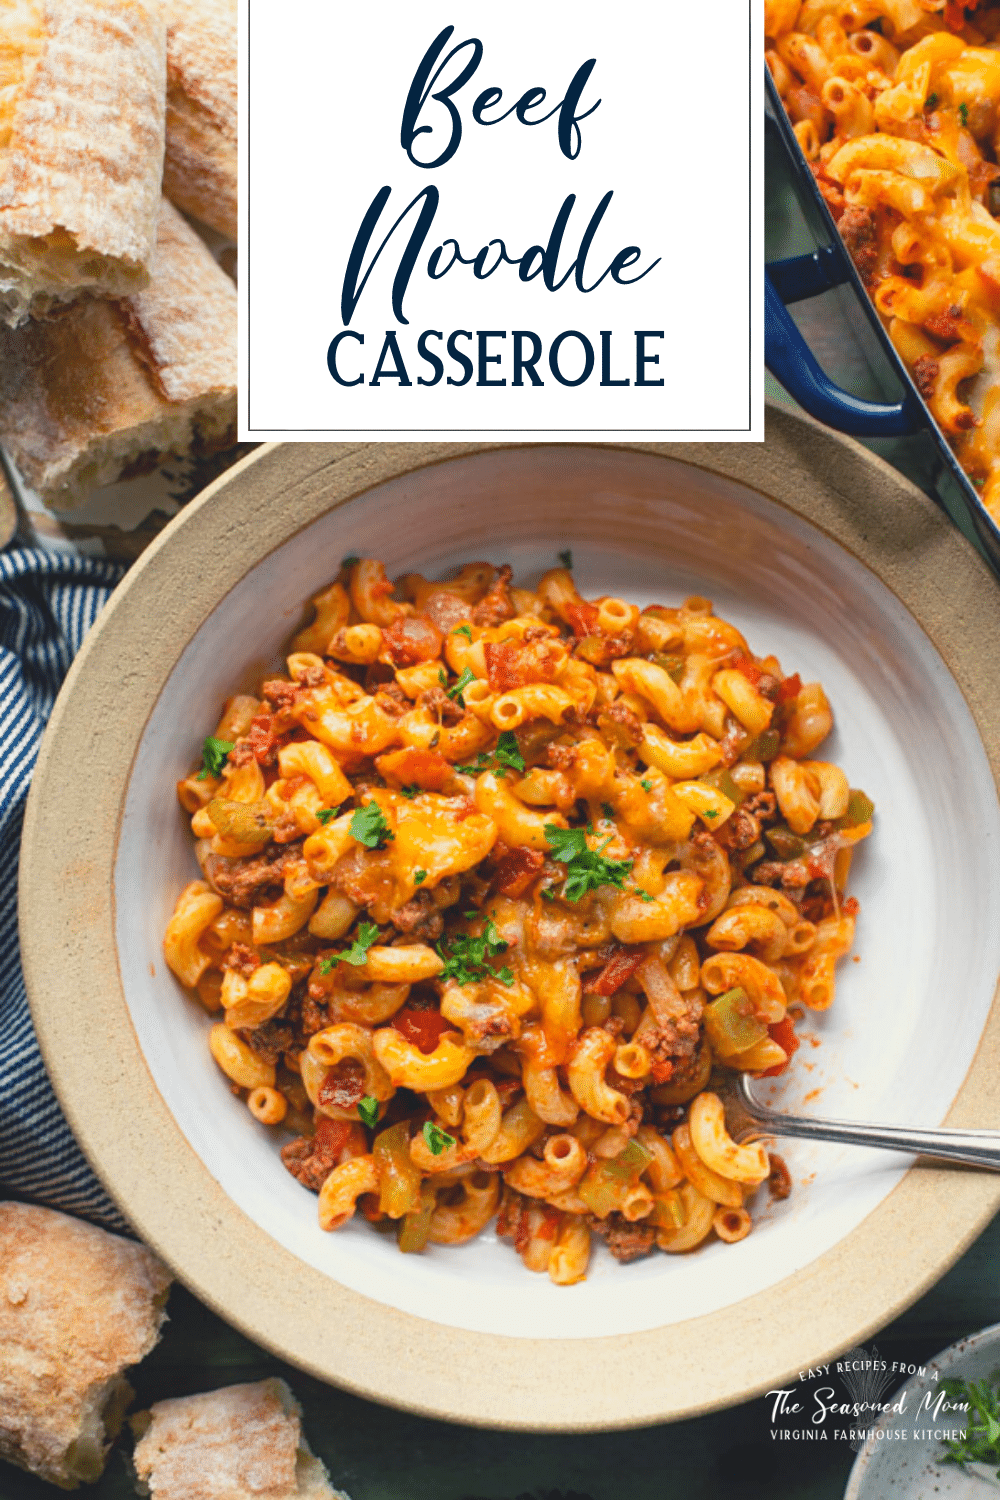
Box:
left=0, top=196, right=237, bottom=507
left=0, top=1201, right=172, bottom=1491
left=0, top=0, right=167, bottom=327
left=131, top=1379, right=351, bottom=1500
left=163, top=0, right=236, bottom=242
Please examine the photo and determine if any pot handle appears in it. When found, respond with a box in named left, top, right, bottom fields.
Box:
left=765, top=267, right=926, bottom=438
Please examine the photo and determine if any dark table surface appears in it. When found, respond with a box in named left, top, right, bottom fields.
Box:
left=4, top=1210, right=999, bottom=1500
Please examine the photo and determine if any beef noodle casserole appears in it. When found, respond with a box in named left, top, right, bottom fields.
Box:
left=164, top=557, right=872, bottom=1284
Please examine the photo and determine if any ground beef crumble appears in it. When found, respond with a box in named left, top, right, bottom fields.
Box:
left=496, top=1187, right=532, bottom=1253
left=717, top=806, right=761, bottom=851
left=752, top=859, right=810, bottom=892
left=262, top=679, right=300, bottom=709
left=589, top=1213, right=656, bottom=1263
left=240, top=1019, right=295, bottom=1064
left=225, top=942, right=261, bottom=977
left=838, top=205, right=879, bottom=286
left=417, top=685, right=465, bottom=724
left=597, top=701, right=643, bottom=747
left=741, top=790, right=777, bottom=823
left=912, top=354, right=940, bottom=399
left=472, top=564, right=516, bottom=627
left=204, top=841, right=304, bottom=908
left=390, top=889, right=447, bottom=942
left=281, top=1118, right=350, bottom=1193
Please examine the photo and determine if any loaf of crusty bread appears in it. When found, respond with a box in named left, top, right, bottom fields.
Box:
left=0, top=1201, right=172, bottom=1491
left=0, top=0, right=167, bottom=327
left=131, top=1379, right=351, bottom=1500
left=0, top=196, right=237, bottom=506
left=162, top=0, right=237, bottom=241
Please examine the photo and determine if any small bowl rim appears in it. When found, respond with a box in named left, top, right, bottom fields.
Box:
left=845, top=1319, right=1000, bottom=1498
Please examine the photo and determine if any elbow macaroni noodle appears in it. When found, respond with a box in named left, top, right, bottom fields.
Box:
left=768, top=0, right=1000, bottom=526
left=164, top=556, right=873, bottom=1281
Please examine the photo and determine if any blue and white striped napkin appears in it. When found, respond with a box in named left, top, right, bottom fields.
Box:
left=0, top=546, right=127, bottom=1231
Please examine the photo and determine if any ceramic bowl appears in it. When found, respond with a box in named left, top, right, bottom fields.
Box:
left=20, top=414, right=1000, bottom=1428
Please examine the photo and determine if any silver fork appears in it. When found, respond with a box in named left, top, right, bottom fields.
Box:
left=733, top=1072, right=1000, bottom=1171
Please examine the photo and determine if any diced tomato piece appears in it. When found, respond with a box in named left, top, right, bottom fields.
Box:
left=248, top=711, right=278, bottom=764
left=760, top=1016, right=801, bottom=1077
left=564, top=600, right=599, bottom=639
left=494, top=846, right=545, bottom=898
left=776, top=673, right=802, bottom=704
left=313, top=1117, right=353, bottom=1158
left=392, top=1005, right=451, bottom=1054
left=731, top=653, right=765, bottom=686
left=587, top=947, right=646, bottom=997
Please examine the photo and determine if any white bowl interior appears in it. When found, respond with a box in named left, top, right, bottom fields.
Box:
left=114, top=447, right=1000, bottom=1340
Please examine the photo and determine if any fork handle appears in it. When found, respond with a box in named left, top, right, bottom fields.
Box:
left=752, top=1107, right=1000, bottom=1172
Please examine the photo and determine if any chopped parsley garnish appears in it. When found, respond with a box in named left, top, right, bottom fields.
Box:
left=959, top=101, right=969, bottom=126
left=704, top=808, right=719, bottom=819
left=422, top=1121, right=456, bottom=1155
left=601, top=801, right=615, bottom=820
left=438, top=668, right=448, bottom=687
left=400, top=784, right=420, bottom=799
left=447, top=666, right=477, bottom=706
left=633, top=888, right=655, bottom=903
left=558, top=549, right=573, bottom=569
left=341, top=555, right=360, bottom=569
left=319, top=922, right=380, bottom=973
left=197, top=736, right=234, bottom=780
left=414, top=869, right=427, bottom=885
left=358, top=1096, right=380, bottom=1129
left=453, top=624, right=473, bottom=640
left=494, top=729, right=527, bottom=770
left=940, top=1374, right=1000, bottom=1474
left=456, top=730, right=525, bottom=777
left=544, top=824, right=633, bottom=903
left=541, top=886, right=556, bottom=902
left=350, top=801, right=394, bottom=848
left=926, top=91, right=939, bottom=110
left=316, top=807, right=339, bottom=825
left=437, top=920, right=513, bottom=986
left=640, top=778, right=652, bottom=792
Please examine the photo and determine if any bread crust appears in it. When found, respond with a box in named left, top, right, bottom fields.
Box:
left=132, top=1379, right=349, bottom=1500
left=0, top=1201, right=172, bottom=1490
left=163, top=0, right=236, bottom=240
left=0, top=0, right=167, bottom=326
left=0, top=197, right=237, bottom=506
